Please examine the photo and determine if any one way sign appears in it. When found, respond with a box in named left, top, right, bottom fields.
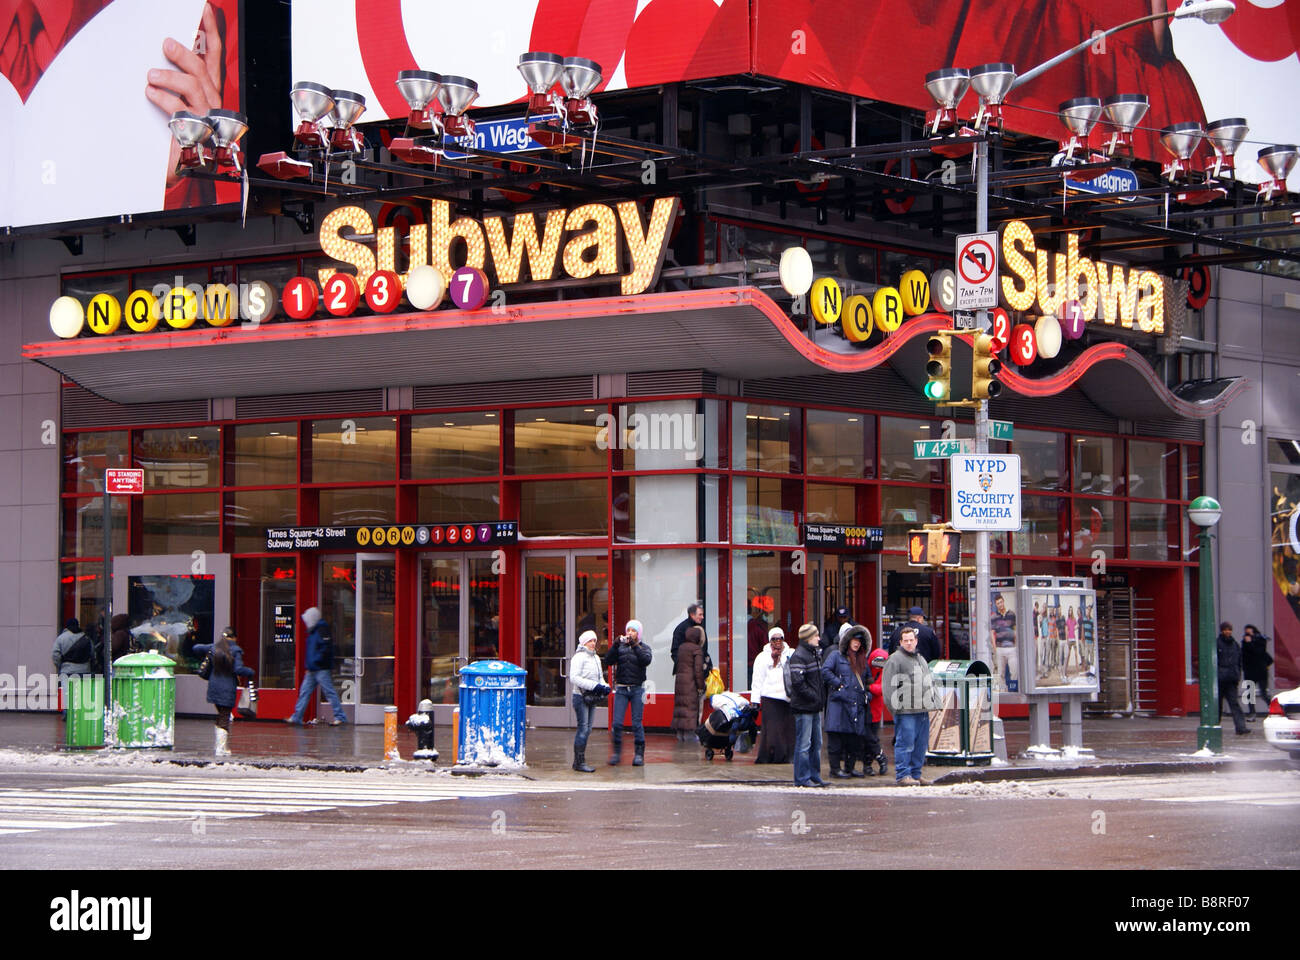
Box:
left=955, top=231, right=998, bottom=310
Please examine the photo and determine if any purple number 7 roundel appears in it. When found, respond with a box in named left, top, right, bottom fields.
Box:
left=449, top=267, right=489, bottom=310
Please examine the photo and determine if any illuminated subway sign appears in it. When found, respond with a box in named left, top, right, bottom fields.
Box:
left=318, top=197, right=680, bottom=296
left=1000, top=219, right=1165, bottom=334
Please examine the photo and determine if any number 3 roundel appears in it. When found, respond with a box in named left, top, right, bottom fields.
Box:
left=1009, top=323, right=1037, bottom=366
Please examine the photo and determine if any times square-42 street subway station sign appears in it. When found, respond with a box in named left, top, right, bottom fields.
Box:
left=265, top=522, right=518, bottom=551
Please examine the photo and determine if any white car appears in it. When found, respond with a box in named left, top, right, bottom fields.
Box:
left=1263, top=687, right=1300, bottom=758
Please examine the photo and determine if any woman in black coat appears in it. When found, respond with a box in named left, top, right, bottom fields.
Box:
left=192, top=627, right=254, bottom=757
left=821, top=625, right=872, bottom=777
left=1241, top=624, right=1274, bottom=719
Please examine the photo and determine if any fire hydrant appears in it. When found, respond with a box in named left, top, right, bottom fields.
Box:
left=406, top=699, right=439, bottom=761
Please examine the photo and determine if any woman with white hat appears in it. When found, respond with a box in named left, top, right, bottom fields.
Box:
left=569, top=630, right=610, bottom=772
left=751, top=626, right=795, bottom=764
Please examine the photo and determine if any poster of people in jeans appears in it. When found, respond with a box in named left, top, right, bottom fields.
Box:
left=971, top=577, right=1019, bottom=695
left=1022, top=589, right=1100, bottom=695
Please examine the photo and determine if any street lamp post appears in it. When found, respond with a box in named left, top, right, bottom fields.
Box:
left=1189, top=495, right=1224, bottom=753
left=958, top=0, right=1236, bottom=758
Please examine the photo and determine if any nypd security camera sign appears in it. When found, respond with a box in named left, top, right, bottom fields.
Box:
left=949, top=454, right=1022, bottom=531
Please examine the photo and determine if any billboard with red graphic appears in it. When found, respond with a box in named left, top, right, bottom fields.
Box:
left=292, top=0, right=1297, bottom=189
left=0, top=0, right=242, bottom=229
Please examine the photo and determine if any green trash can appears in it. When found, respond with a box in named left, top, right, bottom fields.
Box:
left=109, top=652, right=176, bottom=749
left=64, top=675, right=105, bottom=749
left=925, top=659, right=994, bottom=766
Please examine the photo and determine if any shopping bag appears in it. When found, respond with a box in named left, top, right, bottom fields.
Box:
left=704, top=668, right=724, bottom=698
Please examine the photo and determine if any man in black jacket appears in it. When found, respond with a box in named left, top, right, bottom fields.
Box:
left=886, top=607, right=941, bottom=661
left=670, top=603, right=710, bottom=672
left=788, top=623, right=828, bottom=787
left=1216, top=621, right=1249, bottom=736
left=603, top=618, right=653, bottom=766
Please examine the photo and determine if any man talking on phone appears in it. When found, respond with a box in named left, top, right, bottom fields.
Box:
left=603, top=619, right=653, bottom=766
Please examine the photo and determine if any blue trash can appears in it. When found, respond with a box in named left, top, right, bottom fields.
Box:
left=457, top=660, right=527, bottom=766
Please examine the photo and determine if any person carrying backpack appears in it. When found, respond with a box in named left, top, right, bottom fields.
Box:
left=288, top=607, right=347, bottom=726
left=53, top=618, right=93, bottom=716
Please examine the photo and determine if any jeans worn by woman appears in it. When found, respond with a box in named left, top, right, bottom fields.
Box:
left=572, top=694, right=596, bottom=750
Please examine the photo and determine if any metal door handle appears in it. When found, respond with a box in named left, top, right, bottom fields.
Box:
left=560, top=657, right=568, bottom=679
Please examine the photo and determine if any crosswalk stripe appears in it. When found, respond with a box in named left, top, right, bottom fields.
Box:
left=1150, top=791, right=1300, bottom=804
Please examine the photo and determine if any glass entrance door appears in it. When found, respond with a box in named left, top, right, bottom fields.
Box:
left=419, top=553, right=500, bottom=721
left=318, top=554, right=396, bottom=724
left=807, top=555, right=875, bottom=648
left=523, top=552, right=608, bottom=727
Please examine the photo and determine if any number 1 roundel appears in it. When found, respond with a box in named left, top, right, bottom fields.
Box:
left=282, top=277, right=319, bottom=319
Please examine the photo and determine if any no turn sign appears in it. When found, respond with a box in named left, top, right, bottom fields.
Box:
left=955, top=231, right=999, bottom=310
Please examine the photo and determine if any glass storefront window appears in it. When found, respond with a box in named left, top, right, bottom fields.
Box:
left=614, top=474, right=709, bottom=543
left=310, top=417, right=396, bottom=483
left=126, top=572, right=215, bottom=675
left=1270, top=468, right=1300, bottom=689
left=1268, top=438, right=1300, bottom=467
left=234, top=558, right=296, bottom=689
left=416, top=483, right=499, bottom=523
left=319, top=487, right=396, bottom=526
left=1014, top=429, right=1066, bottom=491
left=1129, top=501, right=1178, bottom=561
left=881, top=485, right=944, bottom=547
left=733, top=550, right=788, bottom=690
left=63, top=431, right=128, bottom=493
left=880, top=417, right=941, bottom=482
left=1072, top=500, right=1123, bottom=559
left=227, top=489, right=297, bottom=553
left=732, top=476, right=801, bottom=545
left=511, top=406, right=605, bottom=475
left=62, top=497, right=127, bottom=559
left=135, top=427, right=220, bottom=490
left=1073, top=435, right=1122, bottom=495
left=1127, top=440, right=1178, bottom=501
left=60, top=562, right=103, bottom=636
left=807, top=409, right=874, bottom=478
left=806, top=482, right=856, bottom=525
left=1012, top=496, right=1067, bottom=557
left=519, top=479, right=607, bottom=536
left=141, top=493, right=219, bottom=554
left=732, top=403, right=799, bottom=473
left=230, top=422, right=298, bottom=486
left=408, top=412, right=500, bottom=478
left=616, top=400, right=709, bottom=471
left=1184, top=445, right=1202, bottom=501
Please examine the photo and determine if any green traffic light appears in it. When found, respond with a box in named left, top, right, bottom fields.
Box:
left=924, top=380, right=947, bottom=401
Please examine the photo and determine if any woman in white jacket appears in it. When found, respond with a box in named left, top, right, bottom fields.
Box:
left=751, top=626, right=795, bottom=764
left=570, top=630, right=610, bottom=773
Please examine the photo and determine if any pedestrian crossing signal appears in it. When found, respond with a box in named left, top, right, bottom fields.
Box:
left=907, top=528, right=962, bottom=567
left=925, top=334, right=951, bottom=402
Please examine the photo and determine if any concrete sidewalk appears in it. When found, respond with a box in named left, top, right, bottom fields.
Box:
left=0, top=710, right=1292, bottom=784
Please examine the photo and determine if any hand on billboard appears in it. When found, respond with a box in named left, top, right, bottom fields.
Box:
left=145, top=2, right=225, bottom=189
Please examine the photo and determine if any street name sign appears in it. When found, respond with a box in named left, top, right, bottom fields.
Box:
left=989, top=419, right=1014, bottom=441
left=915, top=438, right=972, bottom=459
left=442, top=115, right=557, bottom=159
left=955, top=231, right=998, bottom=310
left=950, top=453, right=1022, bottom=531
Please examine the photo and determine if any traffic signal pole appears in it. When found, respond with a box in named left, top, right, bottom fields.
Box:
left=973, top=136, right=1007, bottom=761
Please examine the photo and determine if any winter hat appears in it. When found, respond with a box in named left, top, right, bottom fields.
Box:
left=908, top=606, right=925, bottom=616
left=578, top=630, right=598, bottom=647
left=625, top=619, right=643, bottom=636
left=64, top=618, right=80, bottom=631
left=870, top=648, right=889, bottom=666
left=301, top=607, right=322, bottom=629
left=768, top=626, right=785, bottom=640
left=839, top=622, right=854, bottom=640
left=797, top=623, right=819, bottom=642
left=685, top=625, right=704, bottom=644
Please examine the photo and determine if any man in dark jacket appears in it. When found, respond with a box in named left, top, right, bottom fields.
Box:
left=788, top=623, right=828, bottom=787
left=288, top=606, right=347, bottom=725
left=603, top=618, right=653, bottom=766
left=1216, top=621, right=1248, bottom=735
left=670, top=603, right=710, bottom=672
left=1241, top=624, right=1274, bottom=720
left=886, top=607, right=941, bottom=661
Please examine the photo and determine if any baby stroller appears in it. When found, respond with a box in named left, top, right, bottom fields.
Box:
left=697, top=691, right=759, bottom=761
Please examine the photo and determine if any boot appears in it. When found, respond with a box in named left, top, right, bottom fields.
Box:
left=848, top=757, right=866, bottom=778
left=214, top=727, right=230, bottom=757
left=609, top=740, right=622, bottom=765
left=830, top=754, right=850, bottom=778
left=875, top=752, right=888, bottom=776
left=632, top=742, right=645, bottom=766
left=573, top=747, right=594, bottom=773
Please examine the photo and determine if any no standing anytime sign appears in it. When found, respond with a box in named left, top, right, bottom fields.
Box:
left=949, top=454, right=1021, bottom=532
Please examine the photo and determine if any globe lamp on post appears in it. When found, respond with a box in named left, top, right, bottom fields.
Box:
left=1189, top=495, right=1223, bottom=753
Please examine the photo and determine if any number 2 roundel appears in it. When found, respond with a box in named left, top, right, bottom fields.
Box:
left=1009, top=323, right=1037, bottom=366
left=322, top=274, right=360, bottom=317
left=988, top=307, right=1010, bottom=352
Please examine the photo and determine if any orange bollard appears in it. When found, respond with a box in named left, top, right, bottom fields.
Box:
left=384, top=705, right=399, bottom=760
left=452, top=706, right=460, bottom=764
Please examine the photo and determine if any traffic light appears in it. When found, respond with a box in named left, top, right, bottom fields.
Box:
left=906, top=528, right=962, bottom=567
left=971, top=332, right=1003, bottom=400
left=924, top=333, right=951, bottom=402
